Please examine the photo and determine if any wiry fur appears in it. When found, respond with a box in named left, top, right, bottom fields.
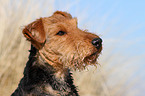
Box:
left=11, top=45, right=78, bottom=96
left=11, top=11, right=102, bottom=96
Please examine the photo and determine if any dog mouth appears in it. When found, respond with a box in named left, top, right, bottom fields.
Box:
left=84, top=52, right=99, bottom=64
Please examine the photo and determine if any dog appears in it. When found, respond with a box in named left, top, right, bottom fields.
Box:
left=11, top=11, right=102, bottom=96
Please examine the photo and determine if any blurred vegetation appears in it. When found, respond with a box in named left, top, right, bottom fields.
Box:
left=0, top=0, right=142, bottom=96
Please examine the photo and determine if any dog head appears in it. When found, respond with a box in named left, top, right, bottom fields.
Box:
left=23, top=11, right=102, bottom=70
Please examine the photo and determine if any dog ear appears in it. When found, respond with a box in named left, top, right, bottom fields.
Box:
left=53, top=11, right=72, bottom=19
left=23, top=18, right=46, bottom=49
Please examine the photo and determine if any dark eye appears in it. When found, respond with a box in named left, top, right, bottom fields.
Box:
left=56, top=31, right=66, bottom=36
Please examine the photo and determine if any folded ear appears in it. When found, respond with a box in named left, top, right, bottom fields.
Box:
left=22, top=18, right=46, bottom=49
left=53, top=11, right=72, bottom=19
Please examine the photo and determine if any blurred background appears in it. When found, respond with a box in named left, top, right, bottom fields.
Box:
left=0, top=0, right=145, bottom=96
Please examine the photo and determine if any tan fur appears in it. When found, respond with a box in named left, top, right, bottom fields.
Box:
left=23, top=11, right=102, bottom=72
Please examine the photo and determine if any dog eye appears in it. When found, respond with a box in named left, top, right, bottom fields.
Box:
left=56, top=31, right=66, bottom=36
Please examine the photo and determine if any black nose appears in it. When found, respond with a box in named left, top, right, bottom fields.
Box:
left=92, top=38, right=102, bottom=49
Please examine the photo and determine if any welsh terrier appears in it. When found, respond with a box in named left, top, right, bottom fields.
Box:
left=11, top=11, right=102, bottom=96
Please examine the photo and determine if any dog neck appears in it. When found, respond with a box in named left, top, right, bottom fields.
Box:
left=21, top=45, right=78, bottom=95
left=25, top=45, right=67, bottom=81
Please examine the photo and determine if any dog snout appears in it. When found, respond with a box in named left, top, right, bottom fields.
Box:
left=92, top=38, right=102, bottom=49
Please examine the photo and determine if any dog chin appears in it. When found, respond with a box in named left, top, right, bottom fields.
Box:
left=84, top=52, right=99, bottom=64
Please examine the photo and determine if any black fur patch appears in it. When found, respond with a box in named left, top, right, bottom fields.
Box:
left=11, top=45, right=79, bottom=96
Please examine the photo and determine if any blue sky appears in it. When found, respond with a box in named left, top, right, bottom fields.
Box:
left=54, top=0, right=145, bottom=42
